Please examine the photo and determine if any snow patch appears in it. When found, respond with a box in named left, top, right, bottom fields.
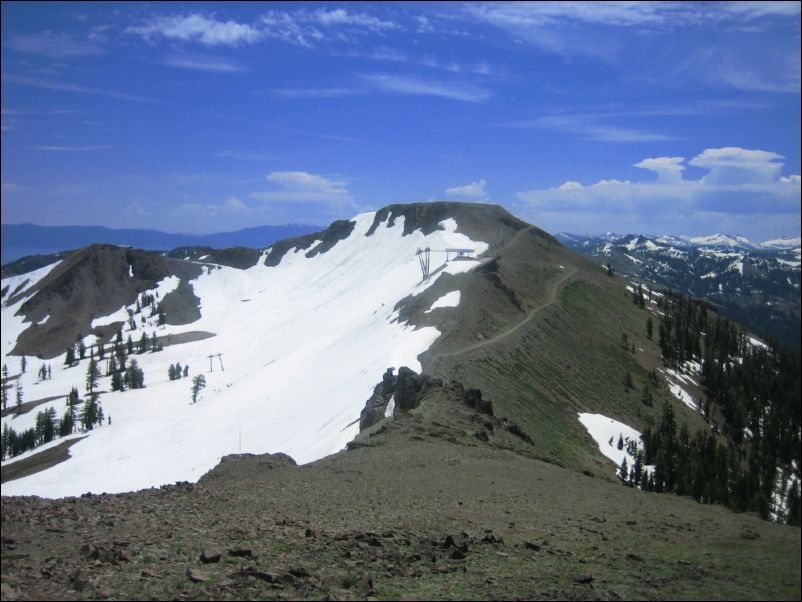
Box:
left=425, top=290, right=461, bottom=314
left=578, top=413, right=645, bottom=475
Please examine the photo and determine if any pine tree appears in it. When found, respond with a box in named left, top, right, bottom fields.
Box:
left=15, top=384, right=23, bottom=415
left=617, top=434, right=624, bottom=450
left=111, top=371, right=125, bottom=392
left=619, top=457, right=629, bottom=482
left=65, top=344, right=76, bottom=366
left=21, top=355, right=26, bottom=373
left=606, top=262, right=613, bottom=277
left=646, top=316, right=653, bottom=340
left=1, top=381, right=7, bottom=410
left=126, top=335, right=134, bottom=355
left=175, top=362, right=182, bottom=378
left=78, top=337, right=86, bottom=360
left=168, top=364, right=177, bottom=381
left=86, top=358, right=100, bottom=395
left=183, top=365, right=189, bottom=378
left=191, top=374, right=206, bottom=403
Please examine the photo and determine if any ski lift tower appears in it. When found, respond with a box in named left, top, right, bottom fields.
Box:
left=416, top=247, right=431, bottom=280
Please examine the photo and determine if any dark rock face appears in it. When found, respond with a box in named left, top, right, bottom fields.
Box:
left=11, top=244, right=202, bottom=359
left=359, top=368, right=397, bottom=431
left=395, top=367, right=427, bottom=411
left=358, top=367, right=499, bottom=433
left=263, top=220, right=356, bottom=267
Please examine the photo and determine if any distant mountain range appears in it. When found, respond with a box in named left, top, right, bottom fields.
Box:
left=556, top=232, right=801, bottom=349
left=556, top=232, right=801, bottom=251
left=0, top=223, right=322, bottom=265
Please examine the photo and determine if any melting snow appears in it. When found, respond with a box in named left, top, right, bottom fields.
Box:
left=425, top=290, right=461, bottom=314
left=578, top=413, right=644, bottom=474
left=1, top=213, right=488, bottom=498
left=1, top=261, right=62, bottom=359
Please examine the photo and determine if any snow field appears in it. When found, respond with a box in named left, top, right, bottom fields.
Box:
left=2, top=213, right=487, bottom=497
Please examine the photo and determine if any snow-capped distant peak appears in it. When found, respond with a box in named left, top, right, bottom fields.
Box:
left=685, top=233, right=755, bottom=249
left=758, top=236, right=802, bottom=250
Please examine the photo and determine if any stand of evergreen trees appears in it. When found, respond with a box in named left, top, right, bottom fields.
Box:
left=636, top=289, right=801, bottom=525
left=0, top=386, right=104, bottom=461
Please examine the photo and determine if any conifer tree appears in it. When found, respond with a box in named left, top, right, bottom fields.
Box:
left=619, top=457, right=629, bottom=482
left=183, top=365, right=189, bottom=378
left=21, top=355, right=26, bottom=373
left=15, top=384, right=23, bottom=415
left=65, top=344, right=76, bottom=366
left=111, top=370, right=125, bottom=392
left=191, top=374, right=206, bottom=403
left=646, top=316, right=653, bottom=340
left=86, top=358, right=100, bottom=395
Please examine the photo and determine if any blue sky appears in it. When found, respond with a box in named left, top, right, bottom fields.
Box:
left=1, top=1, right=800, bottom=240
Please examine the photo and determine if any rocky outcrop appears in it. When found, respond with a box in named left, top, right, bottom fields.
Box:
left=358, top=367, right=495, bottom=432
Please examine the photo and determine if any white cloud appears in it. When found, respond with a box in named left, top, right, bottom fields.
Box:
left=311, top=8, right=398, bottom=31
left=688, top=147, right=784, bottom=184
left=251, top=171, right=353, bottom=204
left=163, top=54, right=245, bottom=73
left=259, top=7, right=399, bottom=47
left=361, top=74, right=491, bottom=103
left=223, top=196, right=248, bottom=211
left=517, top=147, right=801, bottom=236
left=127, top=14, right=263, bottom=47
left=634, top=157, right=685, bottom=183
left=180, top=196, right=251, bottom=217
left=445, top=179, right=488, bottom=200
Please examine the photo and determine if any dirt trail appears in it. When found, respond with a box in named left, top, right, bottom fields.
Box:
left=437, top=267, right=576, bottom=361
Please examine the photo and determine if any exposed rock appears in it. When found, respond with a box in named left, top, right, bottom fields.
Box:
left=200, top=549, right=222, bottom=563
left=360, top=368, right=396, bottom=431
left=186, top=567, right=208, bottom=583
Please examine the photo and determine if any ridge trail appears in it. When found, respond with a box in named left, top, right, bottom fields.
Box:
left=433, top=266, right=576, bottom=367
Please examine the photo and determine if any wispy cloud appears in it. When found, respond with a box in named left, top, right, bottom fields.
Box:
left=4, top=31, right=102, bottom=58
left=341, top=46, right=497, bottom=77
left=464, top=2, right=801, bottom=93
left=361, top=74, right=491, bottom=103
left=3, top=74, right=166, bottom=104
left=251, top=171, right=353, bottom=204
left=503, top=114, right=674, bottom=143
left=35, top=145, right=112, bottom=152
left=163, top=54, right=245, bottom=73
left=127, top=14, right=264, bottom=47
left=273, top=87, right=359, bottom=99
